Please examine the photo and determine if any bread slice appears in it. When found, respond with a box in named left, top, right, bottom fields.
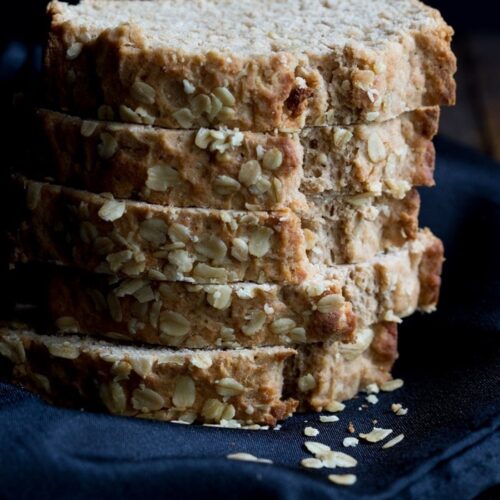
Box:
left=43, top=229, right=442, bottom=348
left=0, top=321, right=397, bottom=423
left=0, top=326, right=296, bottom=425
left=12, top=178, right=419, bottom=284
left=37, top=107, right=438, bottom=210
left=45, top=0, right=455, bottom=131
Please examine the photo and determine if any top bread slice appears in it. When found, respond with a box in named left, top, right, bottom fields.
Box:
left=45, top=0, right=455, bottom=132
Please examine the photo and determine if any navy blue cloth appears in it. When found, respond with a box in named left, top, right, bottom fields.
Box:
left=0, top=138, right=499, bottom=499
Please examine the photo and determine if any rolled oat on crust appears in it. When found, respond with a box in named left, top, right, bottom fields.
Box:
left=45, top=0, right=455, bottom=131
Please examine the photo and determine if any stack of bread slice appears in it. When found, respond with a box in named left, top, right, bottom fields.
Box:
left=1, top=0, right=455, bottom=426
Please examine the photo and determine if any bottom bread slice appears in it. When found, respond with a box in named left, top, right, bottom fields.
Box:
left=0, top=322, right=397, bottom=425
left=0, top=326, right=296, bottom=425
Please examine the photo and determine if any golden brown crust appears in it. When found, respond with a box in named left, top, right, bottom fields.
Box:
left=417, top=233, right=444, bottom=310
left=45, top=4, right=455, bottom=131
left=369, top=322, right=399, bottom=367
left=37, top=108, right=438, bottom=211
left=415, top=27, right=457, bottom=108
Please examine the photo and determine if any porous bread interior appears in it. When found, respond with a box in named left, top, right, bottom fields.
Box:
left=53, top=0, right=446, bottom=56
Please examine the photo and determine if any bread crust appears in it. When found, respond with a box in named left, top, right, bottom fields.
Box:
left=39, top=230, right=441, bottom=349
left=12, top=178, right=420, bottom=283
left=37, top=107, right=438, bottom=210
left=45, top=2, right=455, bottom=132
left=418, top=233, right=444, bottom=310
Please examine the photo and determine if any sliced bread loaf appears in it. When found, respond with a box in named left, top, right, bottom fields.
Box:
left=12, top=178, right=419, bottom=284
left=37, top=107, right=437, bottom=210
left=45, top=0, right=455, bottom=131
left=44, top=229, right=442, bottom=348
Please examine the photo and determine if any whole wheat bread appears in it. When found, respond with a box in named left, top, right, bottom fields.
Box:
left=41, top=229, right=442, bottom=348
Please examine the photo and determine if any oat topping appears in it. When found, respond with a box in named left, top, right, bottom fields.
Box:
left=328, top=474, right=357, bottom=486
left=343, top=437, right=359, bottom=448
left=391, top=403, right=408, bottom=416
left=215, top=377, right=245, bottom=397
left=80, top=120, right=97, bottom=137
left=301, top=457, right=324, bottom=469
left=213, top=87, right=236, bottom=107
left=183, top=79, right=196, bottom=95
left=304, top=442, right=357, bottom=469
left=173, top=108, right=194, bottom=128
left=326, top=401, right=346, bottom=413
left=381, top=379, right=404, bottom=392
left=359, top=427, right=393, bottom=443
left=131, top=80, right=156, bottom=105
left=146, top=165, right=182, bottom=192
left=98, top=200, right=126, bottom=222
left=319, top=415, right=339, bottom=423
left=213, top=175, right=241, bottom=195
left=382, top=433, right=405, bottom=449
left=97, top=132, right=118, bottom=159
left=172, top=376, right=196, bottom=408
left=304, top=426, right=319, bottom=437
left=227, top=453, right=272, bottom=464
left=298, top=373, right=316, bottom=392
left=262, top=148, right=283, bottom=170
left=66, top=42, right=82, bottom=60
left=239, top=160, right=262, bottom=187
left=304, top=441, right=330, bottom=455
left=131, top=386, right=165, bottom=412
left=316, top=294, right=345, bottom=313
